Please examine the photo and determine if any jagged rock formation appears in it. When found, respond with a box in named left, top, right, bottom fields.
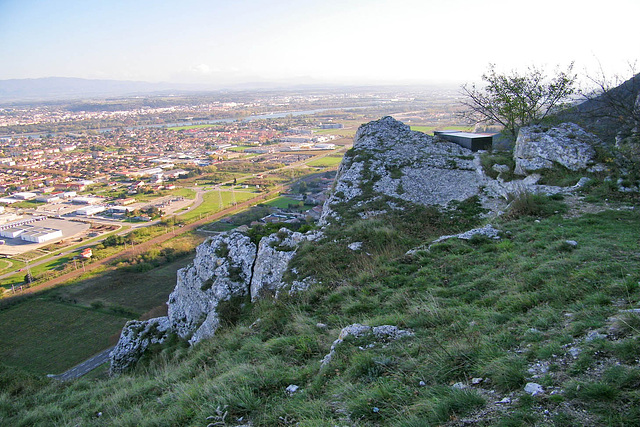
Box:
left=111, top=117, right=607, bottom=374
left=110, top=228, right=320, bottom=373
left=109, top=317, right=171, bottom=375
left=168, top=232, right=256, bottom=345
left=514, top=123, right=599, bottom=174
left=320, top=116, right=484, bottom=224
left=250, top=228, right=323, bottom=301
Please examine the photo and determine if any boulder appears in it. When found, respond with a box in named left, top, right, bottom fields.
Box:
left=514, top=123, right=599, bottom=174
left=320, top=116, right=483, bottom=224
left=250, top=228, right=322, bottom=301
left=109, top=316, right=171, bottom=375
left=167, top=232, right=256, bottom=345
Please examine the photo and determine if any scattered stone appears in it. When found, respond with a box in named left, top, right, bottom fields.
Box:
left=453, top=382, right=467, bottom=389
left=471, top=377, right=484, bottom=385
left=565, top=240, right=578, bottom=248
left=372, top=407, right=380, bottom=413
left=316, top=323, right=328, bottom=330
left=320, top=324, right=414, bottom=367
left=585, top=331, right=607, bottom=342
left=421, top=224, right=501, bottom=252
left=419, top=381, right=426, bottom=387
left=348, top=241, right=363, bottom=251
left=497, top=397, right=511, bottom=404
left=285, top=385, right=299, bottom=395
left=524, top=382, right=545, bottom=396
left=568, top=347, right=581, bottom=358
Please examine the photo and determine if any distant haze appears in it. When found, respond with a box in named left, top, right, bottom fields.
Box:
left=1, top=0, right=638, bottom=87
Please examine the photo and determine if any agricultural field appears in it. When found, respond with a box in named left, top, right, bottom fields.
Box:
left=0, top=299, right=128, bottom=374
left=177, top=189, right=258, bottom=222
left=0, top=233, right=202, bottom=374
left=306, top=155, right=344, bottom=168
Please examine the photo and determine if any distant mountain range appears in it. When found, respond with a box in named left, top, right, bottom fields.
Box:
left=0, top=77, right=220, bottom=103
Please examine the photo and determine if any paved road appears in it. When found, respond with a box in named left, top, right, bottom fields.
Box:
left=48, top=346, right=114, bottom=381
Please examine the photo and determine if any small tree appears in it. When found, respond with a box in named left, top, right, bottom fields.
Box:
left=461, top=63, right=577, bottom=138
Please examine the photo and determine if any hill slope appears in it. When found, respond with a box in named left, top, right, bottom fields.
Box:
left=1, top=119, right=639, bottom=426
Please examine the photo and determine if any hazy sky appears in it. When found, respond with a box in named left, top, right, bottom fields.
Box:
left=1, top=0, right=638, bottom=85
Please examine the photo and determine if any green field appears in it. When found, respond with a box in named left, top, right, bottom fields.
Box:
left=0, top=299, right=128, bottom=374
left=410, top=125, right=473, bottom=134
left=178, top=189, right=258, bottom=222
left=0, top=236, right=201, bottom=374
left=263, top=196, right=304, bottom=209
left=306, top=155, right=343, bottom=168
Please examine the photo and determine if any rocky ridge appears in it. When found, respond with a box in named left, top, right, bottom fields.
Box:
left=110, top=229, right=321, bottom=374
left=319, top=117, right=604, bottom=225
left=111, top=116, right=611, bottom=375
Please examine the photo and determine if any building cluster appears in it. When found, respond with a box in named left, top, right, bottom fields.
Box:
left=0, top=115, right=341, bottom=195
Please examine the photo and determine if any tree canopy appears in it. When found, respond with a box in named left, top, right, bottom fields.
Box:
left=461, top=63, right=577, bottom=138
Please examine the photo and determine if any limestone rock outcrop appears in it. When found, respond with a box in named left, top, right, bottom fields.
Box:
left=110, top=228, right=322, bottom=372
left=168, top=231, right=256, bottom=345
left=320, top=116, right=483, bottom=224
left=514, top=123, right=599, bottom=174
left=109, top=317, right=171, bottom=375
left=250, top=228, right=323, bottom=301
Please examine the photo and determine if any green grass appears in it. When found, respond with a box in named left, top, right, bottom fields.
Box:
left=306, top=155, right=344, bottom=168
left=263, top=196, right=304, bottom=209
left=1, top=197, right=638, bottom=425
left=0, top=299, right=127, bottom=374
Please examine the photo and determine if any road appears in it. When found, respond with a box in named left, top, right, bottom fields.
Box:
left=47, top=346, right=115, bottom=381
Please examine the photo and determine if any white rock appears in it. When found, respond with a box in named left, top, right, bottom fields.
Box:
left=348, top=241, right=363, bottom=251
left=524, top=382, right=544, bottom=396
left=285, top=384, right=299, bottom=395
left=167, top=232, right=256, bottom=345
left=514, top=123, right=599, bottom=174
left=110, top=316, right=171, bottom=375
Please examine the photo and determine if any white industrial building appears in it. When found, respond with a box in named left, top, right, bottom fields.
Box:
left=0, top=224, right=63, bottom=243
left=0, top=227, right=26, bottom=238
left=75, top=205, right=106, bottom=216
left=19, top=227, right=63, bottom=243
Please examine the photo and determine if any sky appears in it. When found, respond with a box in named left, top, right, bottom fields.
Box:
left=0, top=0, right=638, bottom=86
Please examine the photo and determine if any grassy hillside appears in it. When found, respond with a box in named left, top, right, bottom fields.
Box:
left=0, top=184, right=639, bottom=425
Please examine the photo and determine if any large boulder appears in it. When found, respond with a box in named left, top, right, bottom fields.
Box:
left=514, top=123, right=599, bottom=174
left=167, top=232, right=256, bottom=345
left=109, top=316, right=171, bottom=375
left=320, top=116, right=483, bottom=224
left=250, top=228, right=323, bottom=301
